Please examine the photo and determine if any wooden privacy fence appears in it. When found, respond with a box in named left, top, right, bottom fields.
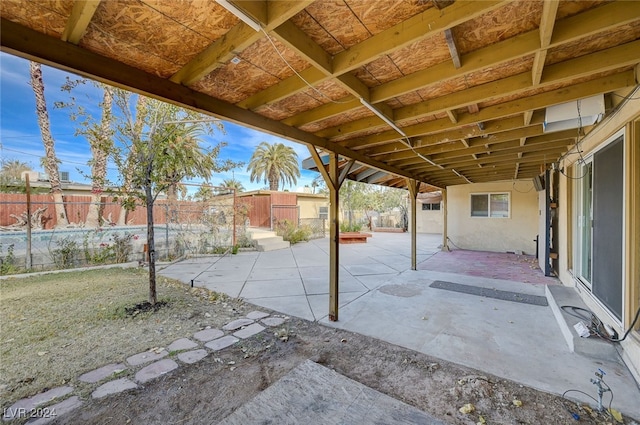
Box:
left=0, top=194, right=238, bottom=229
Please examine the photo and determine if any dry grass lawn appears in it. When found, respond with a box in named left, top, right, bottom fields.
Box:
left=0, top=266, right=242, bottom=408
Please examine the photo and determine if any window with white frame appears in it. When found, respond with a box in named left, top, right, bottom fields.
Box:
left=318, top=206, right=328, bottom=219
left=470, top=193, right=509, bottom=217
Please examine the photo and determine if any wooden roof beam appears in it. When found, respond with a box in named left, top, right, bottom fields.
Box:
left=323, top=39, right=640, bottom=141
left=0, top=19, right=433, bottom=189
left=61, top=0, right=101, bottom=44
left=444, top=29, right=462, bottom=69
left=239, top=1, right=505, bottom=111
left=531, top=0, right=559, bottom=85
left=371, top=0, right=640, bottom=104
left=170, top=1, right=311, bottom=86
left=337, top=70, right=635, bottom=149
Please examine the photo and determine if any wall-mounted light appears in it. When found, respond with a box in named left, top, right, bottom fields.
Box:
left=359, top=98, right=407, bottom=138
left=216, top=0, right=261, bottom=31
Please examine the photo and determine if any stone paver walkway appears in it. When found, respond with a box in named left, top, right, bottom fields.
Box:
left=3, top=310, right=286, bottom=423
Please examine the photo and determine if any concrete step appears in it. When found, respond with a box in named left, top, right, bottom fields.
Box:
left=257, top=238, right=290, bottom=252
left=248, top=229, right=278, bottom=240
left=247, top=229, right=290, bottom=252
left=546, top=285, right=620, bottom=362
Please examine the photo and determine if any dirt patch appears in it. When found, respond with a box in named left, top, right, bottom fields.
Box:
left=1, top=268, right=636, bottom=425
left=55, top=322, right=637, bottom=425
left=124, top=300, right=169, bottom=316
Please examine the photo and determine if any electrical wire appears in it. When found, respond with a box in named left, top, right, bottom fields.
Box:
left=511, top=180, right=534, bottom=193
left=561, top=304, right=640, bottom=342
left=260, top=27, right=355, bottom=105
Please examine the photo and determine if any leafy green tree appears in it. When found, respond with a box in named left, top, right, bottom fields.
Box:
left=247, top=142, right=300, bottom=191
left=110, top=90, right=240, bottom=305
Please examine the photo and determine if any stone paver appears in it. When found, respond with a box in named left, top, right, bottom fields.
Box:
left=233, top=323, right=265, bottom=339
left=78, top=363, right=127, bottom=383
left=222, top=318, right=254, bottom=331
left=193, top=328, right=224, bottom=342
left=177, top=349, right=208, bottom=364
left=135, top=359, right=179, bottom=384
left=126, top=349, right=168, bottom=366
left=3, top=386, right=74, bottom=420
left=246, top=311, right=270, bottom=320
left=26, top=396, right=83, bottom=425
left=167, top=338, right=199, bottom=352
left=91, top=378, right=138, bottom=399
left=205, top=335, right=239, bottom=351
left=261, top=317, right=286, bottom=327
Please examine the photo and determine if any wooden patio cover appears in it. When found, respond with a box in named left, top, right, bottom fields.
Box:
left=2, top=0, right=639, bottom=319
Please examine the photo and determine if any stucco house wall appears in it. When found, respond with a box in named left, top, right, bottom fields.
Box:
left=446, top=180, right=538, bottom=255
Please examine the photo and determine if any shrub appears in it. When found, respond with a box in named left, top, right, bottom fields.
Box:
left=0, top=243, right=21, bottom=275
left=275, top=219, right=311, bottom=245
left=340, top=222, right=362, bottom=232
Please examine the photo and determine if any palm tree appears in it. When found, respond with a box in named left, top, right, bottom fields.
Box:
left=222, top=178, right=244, bottom=192
left=247, top=142, right=300, bottom=191
left=85, top=86, right=113, bottom=227
left=0, top=160, right=31, bottom=181
left=30, top=61, right=69, bottom=227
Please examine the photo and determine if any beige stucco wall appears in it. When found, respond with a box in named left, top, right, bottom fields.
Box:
left=297, top=195, right=328, bottom=219
left=446, top=180, right=538, bottom=255
left=557, top=91, right=640, bottom=384
left=411, top=203, right=443, bottom=233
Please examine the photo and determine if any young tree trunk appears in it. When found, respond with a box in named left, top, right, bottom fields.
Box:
left=86, top=87, right=113, bottom=227
left=145, top=182, right=157, bottom=305
left=30, top=61, right=69, bottom=227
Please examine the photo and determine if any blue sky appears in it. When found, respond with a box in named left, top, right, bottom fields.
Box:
left=0, top=52, right=318, bottom=193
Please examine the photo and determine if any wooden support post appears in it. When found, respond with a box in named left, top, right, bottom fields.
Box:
left=442, top=189, right=450, bottom=251
left=307, top=146, right=342, bottom=321
left=25, top=173, right=32, bottom=270
left=406, top=178, right=418, bottom=270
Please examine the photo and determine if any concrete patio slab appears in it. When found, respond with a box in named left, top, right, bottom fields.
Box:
left=302, top=275, right=367, bottom=295
left=201, top=281, right=244, bottom=298
left=218, top=360, right=445, bottom=425
left=158, top=233, right=640, bottom=417
left=199, top=268, right=253, bottom=283
left=247, top=266, right=300, bottom=281
left=343, top=263, right=398, bottom=276
left=307, top=292, right=366, bottom=322
left=245, top=295, right=314, bottom=322
left=240, top=278, right=305, bottom=298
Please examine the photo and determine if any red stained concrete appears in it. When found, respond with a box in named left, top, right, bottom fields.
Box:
left=418, top=249, right=560, bottom=286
